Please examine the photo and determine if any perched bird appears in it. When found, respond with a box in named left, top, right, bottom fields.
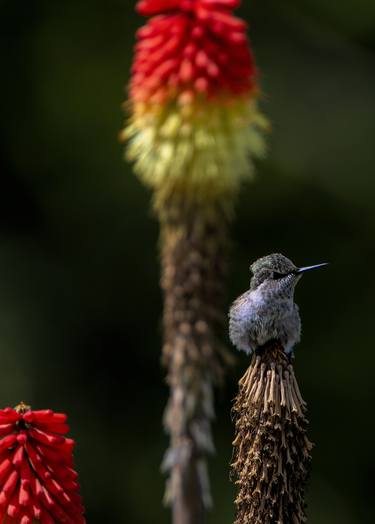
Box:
left=229, top=254, right=327, bottom=355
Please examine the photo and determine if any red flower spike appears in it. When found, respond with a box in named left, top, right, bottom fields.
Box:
left=0, top=403, right=85, bottom=523
left=130, top=0, right=257, bottom=104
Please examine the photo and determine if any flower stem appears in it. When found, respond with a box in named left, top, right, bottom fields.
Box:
left=161, top=203, right=230, bottom=524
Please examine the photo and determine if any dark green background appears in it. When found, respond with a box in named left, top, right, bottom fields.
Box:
left=1, top=0, right=375, bottom=522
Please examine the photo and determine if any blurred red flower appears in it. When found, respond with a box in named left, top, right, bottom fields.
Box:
left=0, top=404, right=85, bottom=524
left=130, top=0, right=257, bottom=104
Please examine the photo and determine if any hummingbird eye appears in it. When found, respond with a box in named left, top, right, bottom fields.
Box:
left=273, top=271, right=285, bottom=280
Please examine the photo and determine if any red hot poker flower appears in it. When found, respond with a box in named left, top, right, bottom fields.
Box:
left=123, top=0, right=268, bottom=518
left=124, top=0, right=267, bottom=197
left=0, top=403, right=85, bottom=524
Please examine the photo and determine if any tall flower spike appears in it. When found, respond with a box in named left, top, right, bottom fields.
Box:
left=0, top=402, right=85, bottom=524
left=122, top=1, right=267, bottom=522
left=231, top=342, right=313, bottom=524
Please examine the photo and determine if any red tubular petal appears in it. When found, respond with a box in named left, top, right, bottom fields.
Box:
left=0, top=435, right=17, bottom=453
left=136, top=24, right=157, bottom=39
left=195, top=49, right=209, bottom=68
left=39, top=507, right=55, bottom=524
left=20, top=459, right=32, bottom=484
left=55, top=476, right=79, bottom=493
left=43, top=477, right=65, bottom=501
left=46, top=463, right=78, bottom=481
left=37, top=486, right=61, bottom=521
left=20, top=513, right=32, bottom=524
left=39, top=485, right=56, bottom=511
left=206, top=60, right=219, bottom=78
left=27, top=410, right=52, bottom=418
left=19, top=481, right=31, bottom=507
left=0, top=493, right=8, bottom=510
left=137, top=39, right=183, bottom=73
left=57, top=438, right=75, bottom=455
left=25, top=444, right=50, bottom=484
left=149, top=13, right=185, bottom=31
left=0, top=469, right=19, bottom=508
left=63, top=466, right=78, bottom=481
left=191, top=24, right=204, bottom=39
left=201, top=0, right=239, bottom=7
left=64, top=490, right=83, bottom=507
left=165, top=33, right=187, bottom=55
left=45, top=413, right=67, bottom=424
left=0, top=424, right=15, bottom=437
left=0, top=447, right=12, bottom=462
left=35, top=444, right=73, bottom=467
left=48, top=483, right=83, bottom=515
left=150, top=58, right=180, bottom=83
left=136, top=34, right=166, bottom=52
left=183, top=43, right=197, bottom=59
left=207, top=8, right=246, bottom=30
left=31, top=499, right=42, bottom=520
left=29, top=475, right=43, bottom=500
left=73, top=516, right=86, bottom=524
left=23, top=411, right=67, bottom=425
left=25, top=442, right=42, bottom=465
left=195, top=77, right=210, bottom=93
left=180, top=0, right=194, bottom=10
left=12, top=445, right=24, bottom=468
left=28, top=428, right=64, bottom=447
left=48, top=500, right=76, bottom=524
left=7, top=492, right=21, bottom=518
left=137, top=0, right=180, bottom=16
left=36, top=423, right=70, bottom=435
left=0, top=409, right=20, bottom=423
left=0, top=458, right=13, bottom=483
left=226, top=30, right=247, bottom=44
left=17, top=433, right=28, bottom=446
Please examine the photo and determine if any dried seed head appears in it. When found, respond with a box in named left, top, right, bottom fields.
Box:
left=231, top=341, right=313, bottom=524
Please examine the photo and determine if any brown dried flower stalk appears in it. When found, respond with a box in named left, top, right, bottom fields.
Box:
left=231, top=341, right=313, bottom=524
left=161, top=203, right=230, bottom=524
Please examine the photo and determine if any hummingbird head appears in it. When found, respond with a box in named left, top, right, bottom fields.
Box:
left=249, top=253, right=328, bottom=294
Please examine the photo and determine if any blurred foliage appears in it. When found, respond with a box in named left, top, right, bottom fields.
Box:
left=0, top=0, right=374, bottom=522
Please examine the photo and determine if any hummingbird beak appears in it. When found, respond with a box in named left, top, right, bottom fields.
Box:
left=295, top=263, right=328, bottom=274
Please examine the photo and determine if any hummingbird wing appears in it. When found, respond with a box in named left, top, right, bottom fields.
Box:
left=229, top=291, right=259, bottom=354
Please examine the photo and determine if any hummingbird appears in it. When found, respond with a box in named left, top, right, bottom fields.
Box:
left=229, top=254, right=328, bottom=356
